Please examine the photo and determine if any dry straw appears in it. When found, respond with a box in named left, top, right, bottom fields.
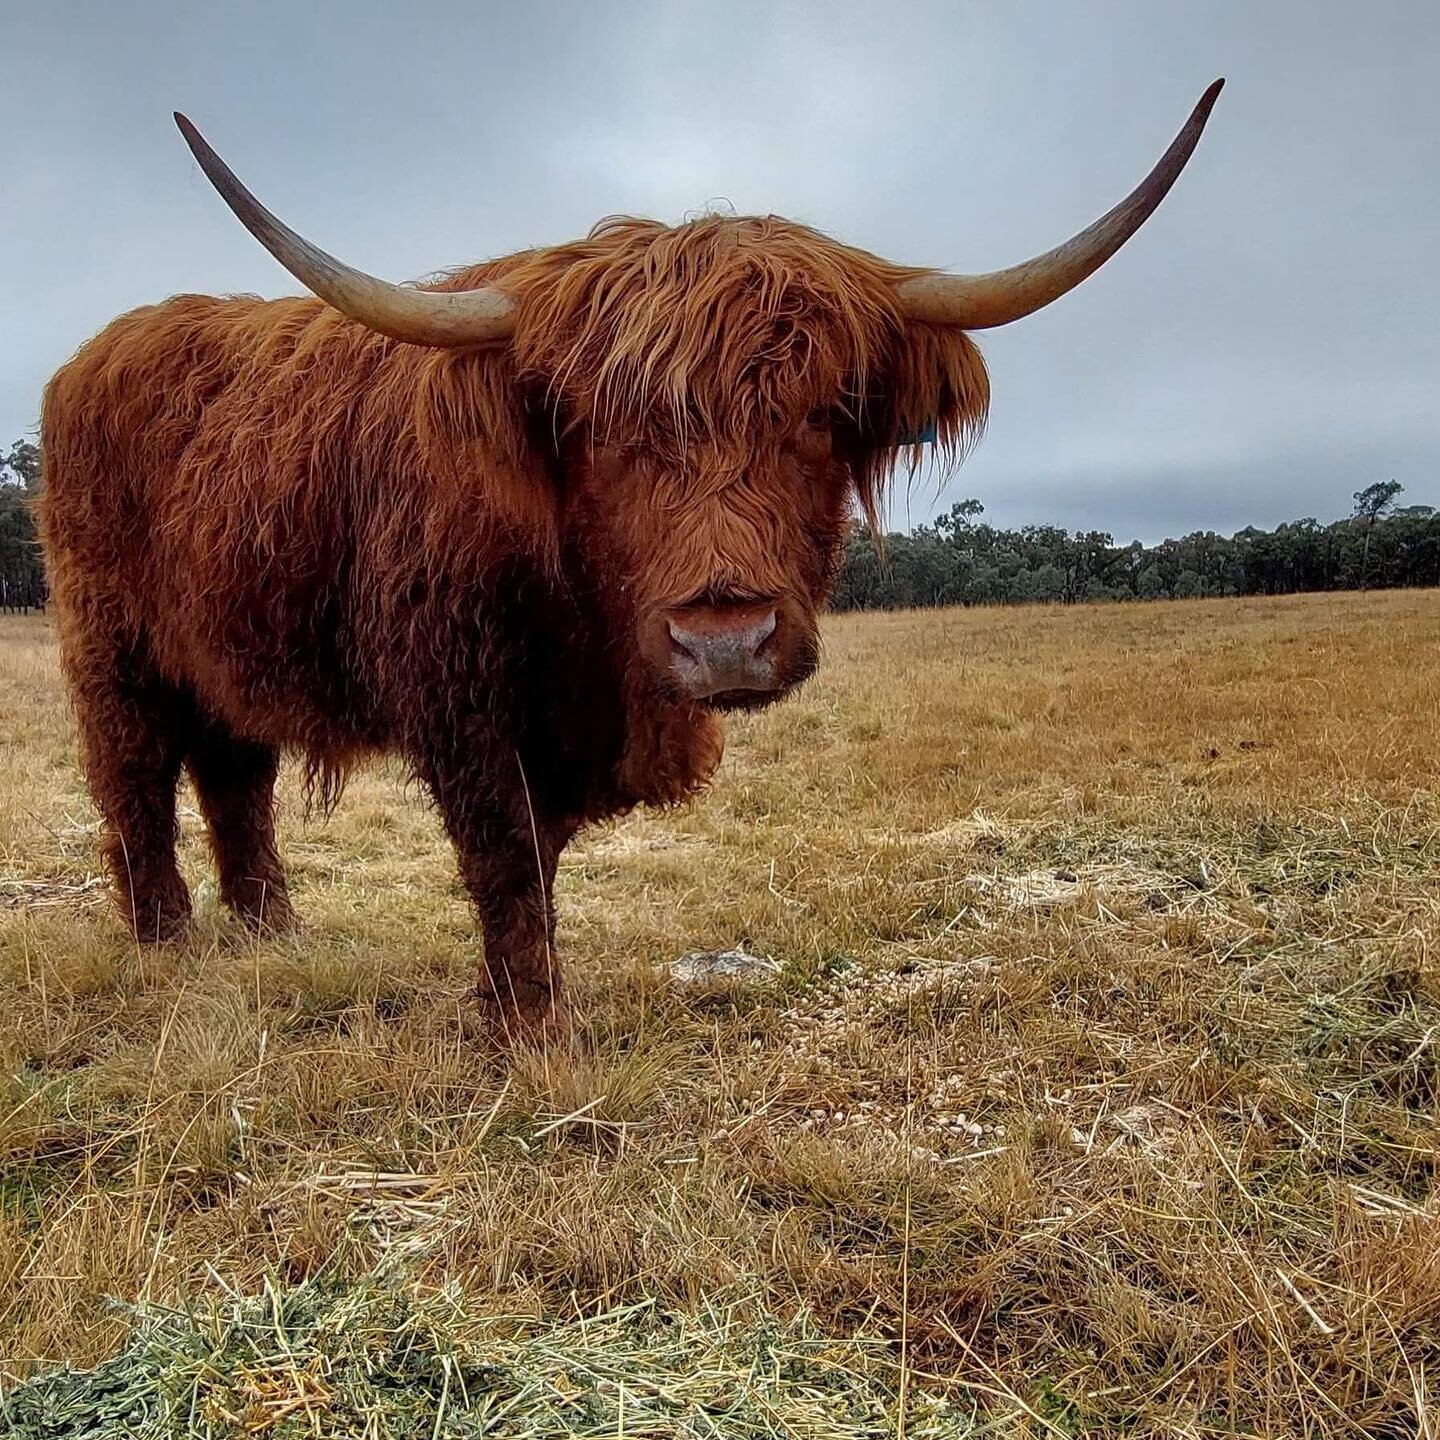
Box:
left=2, top=591, right=1438, bottom=1436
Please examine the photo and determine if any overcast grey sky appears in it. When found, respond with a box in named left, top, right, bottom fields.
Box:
left=3, top=1, right=1435, bottom=540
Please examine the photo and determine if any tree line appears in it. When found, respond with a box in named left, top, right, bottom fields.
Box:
left=0, top=441, right=45, bottom=611
left=0, top=439, right=1433, bottom=616
left=835, top=481, right=1438, bottom=610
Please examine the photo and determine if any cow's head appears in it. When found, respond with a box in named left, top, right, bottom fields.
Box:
left=174, top=82, right=1222, bottom=709
left=502, top=213, right=993, bottom=711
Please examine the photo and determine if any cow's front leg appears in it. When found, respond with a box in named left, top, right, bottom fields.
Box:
left=462, top=835, right=566, bottom=1037
left=424, top=760, right=571, bottom=1040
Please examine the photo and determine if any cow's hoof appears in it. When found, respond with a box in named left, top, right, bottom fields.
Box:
left=238, top=902, right=299, bottom=937
left=125, top=899, right=194, bottom=946
left=475, top=981, right=569, bottom=1049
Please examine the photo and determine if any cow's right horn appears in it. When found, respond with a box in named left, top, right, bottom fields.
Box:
left=175, top=114, right=517, bottom=347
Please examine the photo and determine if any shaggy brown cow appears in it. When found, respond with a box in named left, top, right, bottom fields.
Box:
left=39, top=83, right=1221, bottom=1037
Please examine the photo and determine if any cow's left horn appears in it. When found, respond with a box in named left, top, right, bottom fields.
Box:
left=175, top=114, right=517, bottom=346
left=896, top=80, right=1224, bottom=330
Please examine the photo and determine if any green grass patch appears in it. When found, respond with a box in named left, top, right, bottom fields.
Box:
left=2, top=1274, right=965, bottom=1438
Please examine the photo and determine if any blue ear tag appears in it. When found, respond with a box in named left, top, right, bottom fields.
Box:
left=897, top=417, right=939, bottom=446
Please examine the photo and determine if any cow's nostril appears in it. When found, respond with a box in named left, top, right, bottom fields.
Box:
left=666, top=621, right=702, bottom=661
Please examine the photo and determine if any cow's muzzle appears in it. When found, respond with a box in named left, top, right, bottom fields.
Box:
left=664, top=600, right=781, bottom=702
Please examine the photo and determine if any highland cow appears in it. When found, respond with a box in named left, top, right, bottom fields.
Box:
left=38, top=83, right=1222, bottom=1037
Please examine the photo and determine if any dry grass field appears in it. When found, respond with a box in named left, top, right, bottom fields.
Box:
left=1, top=590, right=1438, bottom=1436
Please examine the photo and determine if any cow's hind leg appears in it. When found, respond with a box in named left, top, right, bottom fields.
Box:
left=187, top=718, right=294, bottom=932
left=70, top=642, right=193, bottom=942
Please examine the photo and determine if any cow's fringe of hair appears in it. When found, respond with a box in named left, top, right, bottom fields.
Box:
left=427, top=213, right=990, bottom=520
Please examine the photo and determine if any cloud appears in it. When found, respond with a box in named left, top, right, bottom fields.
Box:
left=3, top=0, right=1435, bottom=536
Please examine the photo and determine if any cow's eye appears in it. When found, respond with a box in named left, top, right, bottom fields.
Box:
left=793, top=407, right=836, bottom=463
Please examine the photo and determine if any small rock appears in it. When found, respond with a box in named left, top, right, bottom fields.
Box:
left=669, top=945, right=781, bottom=983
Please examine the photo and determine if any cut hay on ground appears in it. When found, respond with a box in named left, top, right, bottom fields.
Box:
left=3, top=1275, right=956, bottom=1438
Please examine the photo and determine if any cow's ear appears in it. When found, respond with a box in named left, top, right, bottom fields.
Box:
left=853, top=333, right=991, bottom=470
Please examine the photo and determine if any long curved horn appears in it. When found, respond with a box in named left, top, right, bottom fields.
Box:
left=896, top=80, right=1224, bottom=330
left=175, top=114, right=517, bottom=346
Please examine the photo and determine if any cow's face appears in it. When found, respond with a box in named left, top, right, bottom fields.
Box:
left=563, top=406, right=858, bottom=711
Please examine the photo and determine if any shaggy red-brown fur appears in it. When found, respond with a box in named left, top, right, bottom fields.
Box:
left=38, top=213, right=988, bottom=1034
